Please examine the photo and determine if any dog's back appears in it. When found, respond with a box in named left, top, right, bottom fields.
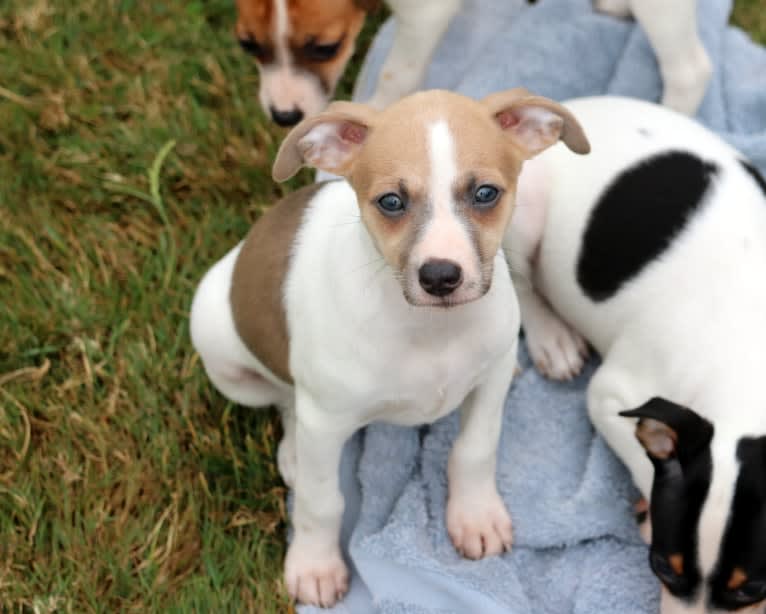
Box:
left=518, top=97, right=766, bottom=377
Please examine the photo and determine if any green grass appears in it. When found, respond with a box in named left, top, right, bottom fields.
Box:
left=0, top=1, right=763, bottom=611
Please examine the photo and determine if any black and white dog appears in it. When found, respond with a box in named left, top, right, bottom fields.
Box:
left=509, top=96, right=766, bottom=613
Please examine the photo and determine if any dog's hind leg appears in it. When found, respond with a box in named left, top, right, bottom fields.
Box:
left=190, top=244, right=295, bottom=483
left=630, top=0, right=712, bottom=115
left=587, top=361, right=654, bottom=499
left=190, top=244, right=289, bottom=406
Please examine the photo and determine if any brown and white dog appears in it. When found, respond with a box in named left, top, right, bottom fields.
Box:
left=235, top=0, right=712, bottom=127
left=235, top=0, right=460, bottom=125
left=189, top=88, right=589, bottom=606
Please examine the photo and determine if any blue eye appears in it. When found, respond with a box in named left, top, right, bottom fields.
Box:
left=377, top=193, right=406, bottom=216
left=474, top=184, right=500, bottom=206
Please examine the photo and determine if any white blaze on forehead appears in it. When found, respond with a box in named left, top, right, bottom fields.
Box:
left=428, top=120, right=458, bottom=213
left=411, top=120, right=477, bottom=275
left=697, top=439, right=739, bottom=576
left=272, top=0, right=291, bottom=66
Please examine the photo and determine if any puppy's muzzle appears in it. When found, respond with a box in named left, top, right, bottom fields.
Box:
left=418, top=259, right=463, bottom=297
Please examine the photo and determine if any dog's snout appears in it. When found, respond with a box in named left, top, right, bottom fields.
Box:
left=419, top=259, right=463, bottom=297
left=270, top=107, right=304, bottom=127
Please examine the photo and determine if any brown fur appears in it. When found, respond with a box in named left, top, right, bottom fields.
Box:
left=668, top=553, right=684, bottom=576
left=229, top=182, right=326, bottom=383
left=635, top=418, right=678, bottom=460
left=236, top=0, right=365, bottom=93
left=727, top=567, right=748, bottom=590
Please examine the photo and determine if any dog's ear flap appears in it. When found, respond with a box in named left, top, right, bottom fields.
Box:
left=482, top=88, right=590, bottom=158
left=620, top=397, right=714, bottom=463
left=272, top=101, right=378, bottom=181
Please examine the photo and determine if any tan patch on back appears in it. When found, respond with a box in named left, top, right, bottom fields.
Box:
left=230, top=182, right=326, bottom=384
left=728, top=566, right=748, bottom=590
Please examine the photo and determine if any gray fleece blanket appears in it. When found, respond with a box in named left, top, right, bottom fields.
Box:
left=298, top=1, right=766, bottom=612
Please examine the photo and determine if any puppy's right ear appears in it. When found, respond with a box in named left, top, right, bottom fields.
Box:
left=272, top=101, right=378, bottom=182
left=620, top=397, right=713, bottom=464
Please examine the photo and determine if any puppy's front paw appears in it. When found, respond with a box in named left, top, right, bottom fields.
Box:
left=447, top=490, right=513, bottom=559
left=525, top=312, right=588, bottom=381
left=285, top=541, right=349, bottom=607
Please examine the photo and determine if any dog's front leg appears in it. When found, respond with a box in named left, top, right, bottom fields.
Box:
left=366, top=0, right=461, bottom=110
left=284, top=387, right=354, bottom=607
left=446, top=346, right=516, bottom=558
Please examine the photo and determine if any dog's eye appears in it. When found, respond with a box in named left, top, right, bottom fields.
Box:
left=376, top=193, right=406, bottom=216
left=303, top=39, right=343, bottom=62
left=239, top=37, right=264, bottom=58
left=473, top=184, right=500, bottom=207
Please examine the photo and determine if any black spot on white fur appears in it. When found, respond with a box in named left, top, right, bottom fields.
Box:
left=577, top=151, right=719, bottom=301
left=709, top=436, right=766, bottom=611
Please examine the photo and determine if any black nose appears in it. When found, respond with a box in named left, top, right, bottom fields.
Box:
left=270, top=107, right=304, bottom=127
left=418, top=259, right=463, bottom=297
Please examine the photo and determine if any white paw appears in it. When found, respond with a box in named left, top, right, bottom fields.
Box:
left=525, top=312, right=588, bottom=381
left=592, top=0, right=631, bottom=18
left=284, top=541, right=349, bottom=607
left=447, top=490, right=513, bottom=559
left=277, top=436, right=296, bottom=488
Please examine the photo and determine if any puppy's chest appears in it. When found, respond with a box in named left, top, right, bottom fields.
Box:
left=363, top=327, right=508, bottom=426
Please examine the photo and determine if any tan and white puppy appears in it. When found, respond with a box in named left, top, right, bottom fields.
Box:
left=235, top=0, right=711, bottom=127
left=190, top=88, right=589, bottom=606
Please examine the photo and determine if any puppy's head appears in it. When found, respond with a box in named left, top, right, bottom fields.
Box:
left=235, top=0, right=370, bottom=126
left=622, top=398, right=766, bottom=613
left=273, top=88, right=589, bottom=307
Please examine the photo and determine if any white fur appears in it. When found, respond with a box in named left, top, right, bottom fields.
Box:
left=192, top=173, right=519, bottom=605
left=405, top=120, right=481, bottom=303
left=508, top=96, right=766, bottom=612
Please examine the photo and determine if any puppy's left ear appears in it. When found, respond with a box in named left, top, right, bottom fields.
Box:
left=620, top=397, right=714, bottom=464
left=483, top=88, right=590, bottom=158
left=272, top=101, right=378, bottom=181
